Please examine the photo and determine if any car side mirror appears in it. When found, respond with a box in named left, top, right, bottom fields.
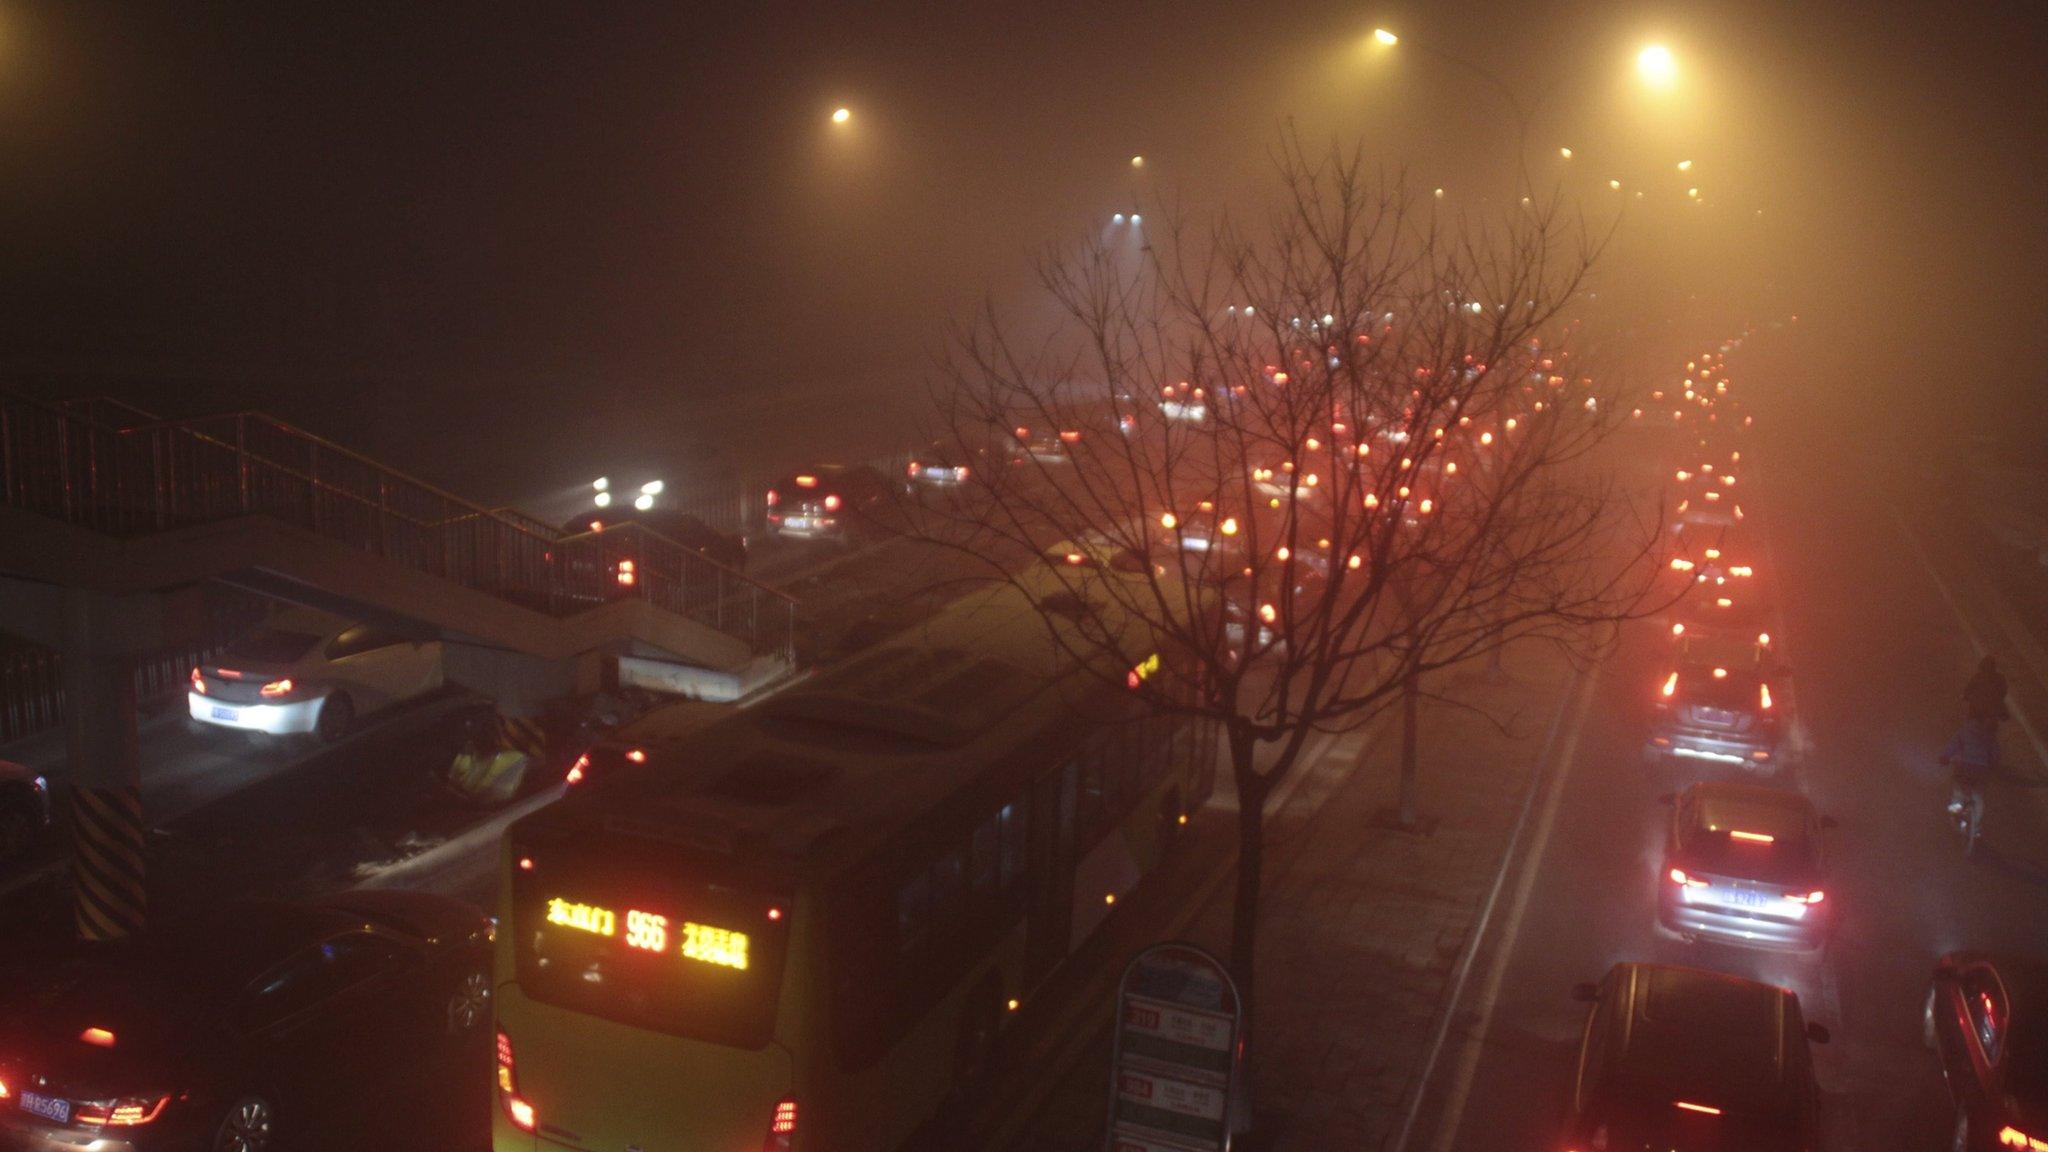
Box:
left=1658, top=792, right=1676, bottom=806
left=1571, top=981, right=1601, bottom=1003
left=1805, top=1021, right=1831, bottom=1045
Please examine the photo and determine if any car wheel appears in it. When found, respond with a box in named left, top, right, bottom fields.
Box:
left=1925, top=985, right=1942, bottom=1050
left=315, top=693, right=354, bottom=742
left=447, top=968, right=491, bottom=1034
left=212, top=1095, right=276, bottom=1152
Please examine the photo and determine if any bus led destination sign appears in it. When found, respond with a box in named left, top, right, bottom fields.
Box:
left=546, top=897, right=751, bottom=970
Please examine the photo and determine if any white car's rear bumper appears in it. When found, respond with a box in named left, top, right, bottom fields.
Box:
left=188, top=691, right=323, bottom=735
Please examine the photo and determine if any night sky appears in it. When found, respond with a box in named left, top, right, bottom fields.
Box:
left=0, top=1, right=2040, bottom=501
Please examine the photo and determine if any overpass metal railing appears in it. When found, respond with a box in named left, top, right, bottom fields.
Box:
left=0, top=393, right=796, bottom=660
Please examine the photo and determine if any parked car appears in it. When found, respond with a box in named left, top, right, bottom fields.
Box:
left=1564, top=962, right=1828, bottom=1152
left=1657, top=781, right=1833, bottom=952
left=0, top=760, right=51, bottom=866
left=0, top=891, right=493, bottom=1152
left=763, top=465, right=892, bottom=544
left=1925, top=952, right=2048, bottom=1151
left=560, top=509, right=746, bottom=572
left=188, top=609, right=443, bottom=742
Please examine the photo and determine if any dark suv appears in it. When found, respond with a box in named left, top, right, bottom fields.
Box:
left=1565, top=962, right=1827, bottom=1151
left=763, top=465, right=892, bottom=544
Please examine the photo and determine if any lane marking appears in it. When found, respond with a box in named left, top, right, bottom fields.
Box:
left=1892, top=510, right=2048, bottom=769
left=1387, top=659, right=1600, bottom=1152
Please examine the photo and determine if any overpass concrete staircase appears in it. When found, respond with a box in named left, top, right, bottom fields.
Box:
left=0, top=391, right=796, bottom=695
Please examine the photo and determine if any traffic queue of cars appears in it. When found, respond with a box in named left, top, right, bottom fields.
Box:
left=1560, top=340, right=1841, bottom=1152
left=1564, top=341, right=2048, bottom=1152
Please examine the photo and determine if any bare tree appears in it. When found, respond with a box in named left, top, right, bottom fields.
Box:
left=910, top=139, right=1663, bottom=1094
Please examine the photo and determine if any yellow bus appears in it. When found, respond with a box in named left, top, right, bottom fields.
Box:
left=490, top=571, right=1216, bottom=1152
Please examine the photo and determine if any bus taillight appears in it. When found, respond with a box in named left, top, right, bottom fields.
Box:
left=497, top=1030, right=537, bottom=1133
left=761, top=1097, right=797, bottom=1151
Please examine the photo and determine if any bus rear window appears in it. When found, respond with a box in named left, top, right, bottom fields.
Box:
left=511, top=833, right=791, bottom=1049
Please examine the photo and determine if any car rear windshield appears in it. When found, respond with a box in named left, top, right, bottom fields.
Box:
left=1682, top=793, right=1815, bottom=874
left=1681, top=667, right=1763, bottom=709
left=222, top=629, right=323, bottom=664
left=511, top=830, right=791, bottom=1049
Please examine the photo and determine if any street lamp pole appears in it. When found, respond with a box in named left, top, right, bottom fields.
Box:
left=1375, top=29, right=1555, bottom=193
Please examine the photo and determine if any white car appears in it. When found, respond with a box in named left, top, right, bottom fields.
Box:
left=188, top=609, right=443, bottom=740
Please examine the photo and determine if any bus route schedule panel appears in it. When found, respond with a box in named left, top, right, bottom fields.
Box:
left=1106, top=942, right=1242, bottom=1152
left=511, top=831, right=792, bottom=1050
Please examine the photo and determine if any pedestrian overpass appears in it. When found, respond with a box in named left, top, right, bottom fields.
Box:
left=0, top=390, right=797, bottom=937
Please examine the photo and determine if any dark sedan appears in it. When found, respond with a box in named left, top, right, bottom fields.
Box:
left=0, top=891, right=492, bottom=1152
left=1565, top=962, right=1828, bottom=1152
left=1926, top=953, right=2048, bottom=1151
left=763, top=465, right=891, bottom=544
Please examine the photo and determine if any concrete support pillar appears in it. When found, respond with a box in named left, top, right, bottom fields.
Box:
left=58, top=589, right=147, bottom=940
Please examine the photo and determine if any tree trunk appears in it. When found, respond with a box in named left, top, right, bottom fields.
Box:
left=1398, top=667, right=1421, bottom=828
left=1226, top=724, right=1266, bottom=1133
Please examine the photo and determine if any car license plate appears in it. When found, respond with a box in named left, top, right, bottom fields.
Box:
left=21, top=1091, right=71, bottom=1124
left=1721, top=887, right=1771, bottom=909
left=211, top=705, right=240, bottom=722
left=784, top=517, right=812, bottom=530
left=1696, top=707, right=1735, bottom=726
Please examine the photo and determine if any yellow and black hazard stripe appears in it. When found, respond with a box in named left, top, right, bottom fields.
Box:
left=499, top=714, right=551, bottom=760
left=70, top=784, right=146, bottom=940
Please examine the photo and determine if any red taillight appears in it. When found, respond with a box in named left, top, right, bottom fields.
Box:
left=76, top=1096, right=170, bottom=1126
left=0, top=1076, right=11, bottom=1100
left=1759, top=683, right=1773, bottom=710
left=498, top=1030, right=537, bottom=1132
left=824, top=494, right=842, bottom=511
left=1788, top=889, right=1825, bottom=905
left=1669, top=868, right=1706, bottom=888
left=616, top=559, right=637, bottom=586
left=957, top=465, right=970, bottom=480
left=259, top=678, right=294, bottom=698
left=190, top=667, right=206, bottom=695
left=79, top=1026, right=116, bottom=1047
left=762, top=1097, right=798, bottom=1151
left=2000, top=1125, right=2048, bottom=1149
left=565, top=753, right=590, bottom=785
left=908, top=461, right=921, bottom=477
left=626, top=748, right=647, bottom=763
left=1660, top=671, right=1679, bottom=698
left=766, top=489, right=778, bottom=507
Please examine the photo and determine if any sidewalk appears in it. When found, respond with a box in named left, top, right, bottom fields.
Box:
left=988, top=641, right=1586, bottom=1150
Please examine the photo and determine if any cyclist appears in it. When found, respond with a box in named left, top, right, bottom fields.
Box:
left=1965, top=655, right=2010, bottom=725
left=1940, top=715, right=1999, bottom=832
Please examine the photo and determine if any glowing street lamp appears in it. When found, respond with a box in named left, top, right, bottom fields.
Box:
left=1373, top=27, right=1399, bottom=46
left=1677, top=159, right=1694, bottom=171
left=1637, top=44, right=1678, bottom=88
left=1559, top=146, right=1573, bottom=159
left=831, top=107, right=851, bottom=125
left=1131, top=155, right=1145, bottom=168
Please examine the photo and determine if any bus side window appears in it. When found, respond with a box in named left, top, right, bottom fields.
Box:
left=998, top=800, right=1027, bottom=898
left=969, top=813, right=1000, bottom=901
left=896, top=872, right=933, bottom=966
left=1074, top=749, right=1105, bottom=841
left=931, top=846, right=966, bottom=935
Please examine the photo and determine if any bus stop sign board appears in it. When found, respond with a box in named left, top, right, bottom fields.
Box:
left=1106, top=942, right=1242, bottom=1152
